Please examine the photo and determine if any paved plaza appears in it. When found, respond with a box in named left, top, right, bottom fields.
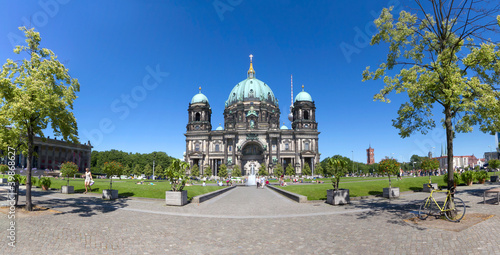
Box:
left=1, top=182, right=499, bottom=254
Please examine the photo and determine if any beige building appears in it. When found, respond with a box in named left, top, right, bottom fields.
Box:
left=1, top=136, right=92, bottom=172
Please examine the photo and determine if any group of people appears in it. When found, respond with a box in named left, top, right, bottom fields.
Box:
left=256, top=176, right=269, bottom=188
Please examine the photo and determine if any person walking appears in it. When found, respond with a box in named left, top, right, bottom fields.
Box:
left=84, top=168, right=93, bottom=194
left=256, top=176, right=260, bottom=189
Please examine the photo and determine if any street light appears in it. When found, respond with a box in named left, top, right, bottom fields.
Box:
left=351, top=150, right=354, bottom=175
left=153, top=152, right=156, bottom=180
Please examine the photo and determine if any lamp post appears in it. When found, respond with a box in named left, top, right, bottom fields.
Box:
left=351, top=150, right=354, bottom=175
left=152, top=152, right=156, bottom=180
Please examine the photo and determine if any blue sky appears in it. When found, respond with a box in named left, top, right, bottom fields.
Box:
left=0, top=0, right=497, bottom=163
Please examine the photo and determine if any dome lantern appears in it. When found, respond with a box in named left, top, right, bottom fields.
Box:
left=247, top=54, right=255, bottom=79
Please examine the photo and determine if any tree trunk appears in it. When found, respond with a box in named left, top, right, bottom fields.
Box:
left=26, top=126, right=34, bottom=211
left=445, top=106, right=457, bottom=218
left=444, top=106, right=454, bottom=194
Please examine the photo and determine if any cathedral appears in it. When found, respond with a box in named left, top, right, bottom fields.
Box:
left=184, top=56, right=320, bottom=176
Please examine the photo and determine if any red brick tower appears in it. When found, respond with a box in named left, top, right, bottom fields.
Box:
left=367, top=146, right=374, bottom=165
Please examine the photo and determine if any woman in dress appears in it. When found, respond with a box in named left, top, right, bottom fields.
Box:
left=84, top=168, right=93, bottom=194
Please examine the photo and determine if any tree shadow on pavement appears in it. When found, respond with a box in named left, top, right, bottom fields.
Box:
left=30, top=190, right=129, bottom=218
left=350, top=198, right=427, bottom=230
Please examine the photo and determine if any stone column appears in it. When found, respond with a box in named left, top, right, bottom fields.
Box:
left=44, top=145, right=49, bottom=170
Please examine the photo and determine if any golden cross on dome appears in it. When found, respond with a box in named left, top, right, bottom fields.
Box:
left=199, top=86, right=202, bottom=93
left=249, top=54, right=253, bottom=62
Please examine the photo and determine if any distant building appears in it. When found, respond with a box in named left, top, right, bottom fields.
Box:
left=484, top=151, right=499, bottom=162
left=366, top=146, right=374, bottom=165
left=0, top=136, right=92, bottom=172
left=434, top=154, right=480, bottom=169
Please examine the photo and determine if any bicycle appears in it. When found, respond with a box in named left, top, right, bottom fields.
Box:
left=418, top=184, right=466, bottom=222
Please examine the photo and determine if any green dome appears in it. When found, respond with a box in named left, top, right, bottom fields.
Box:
left=294, top=91, right=312, bottom=102
left=215, top=125, right=223, bottom=131
left=280, top=124, right=288, bottom=130
left=225, top=78, right=278, bottom=107
left=191, top=92, right=209, bottom=104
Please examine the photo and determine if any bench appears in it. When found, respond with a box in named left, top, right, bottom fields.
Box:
left=483, top=188, right=500, bottom=204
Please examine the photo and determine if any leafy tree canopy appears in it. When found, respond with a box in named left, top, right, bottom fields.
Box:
left=363, top=1, right=500, bottom=191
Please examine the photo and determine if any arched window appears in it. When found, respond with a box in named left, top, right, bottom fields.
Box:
left=305, top=142, right=309, bottom=150
left=195, top=112, right=201, bottom=121
left=215, top=144, right=220, bottom=152
left=304, top=111, right=309, bottom=120
left=195, top=144, right=200, bottom=152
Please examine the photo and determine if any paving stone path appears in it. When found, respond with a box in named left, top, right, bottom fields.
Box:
left=1, top=182, right=499, bottom=254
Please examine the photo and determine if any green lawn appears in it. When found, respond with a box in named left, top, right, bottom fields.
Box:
left=278, top=174, right=496, bottom=200
left=14, top=177, right=224, bottom=200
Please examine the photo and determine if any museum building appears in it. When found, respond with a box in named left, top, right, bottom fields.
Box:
left=184, top=56, right=320, bottom=176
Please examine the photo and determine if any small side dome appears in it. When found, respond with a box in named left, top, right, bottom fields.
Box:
left=216, top=123, right=223, bottom=131
left=280, top=124, right=288, bottom=130
left=191, top=87, right=209, bottom=104
left=294, top=85, right=313, bottom=102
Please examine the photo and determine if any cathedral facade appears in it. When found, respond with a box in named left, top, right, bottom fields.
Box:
left=184, top=57, right=320, bottom=176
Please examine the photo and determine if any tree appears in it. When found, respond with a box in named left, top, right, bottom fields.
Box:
left=164, top=159, right=188, bottom=192
left=155, top=165, right=164, bottom=179
left=218, top=164, right=228, bottom=178
left=204, top=166, right=212, bottom=178
left=285, top=163, right=295, bottom=176
left=329, top=157, right=349, bottom=191
left=123, top=165, right=132, bottom=176
left=0, top=27, right=80, bottom=211
left=363, top=2, right=500, bottom=193
left=231, top=165, right=241, bottom=177
left=273, top=163, right=283, bottom=177
left=410, top=155, right=423, bottom=170
left=302, top=163, right=312, bottom=176
left=488, top=159, right=500, bottom=170
left=314, top=163, right=323, bottom=176
left=59, top=161, right=78, bottom=187
left=191, top=164, right=200, bottom=177
left=143, top=164, right=153, bottom=177
left=258, top=163, right=268, bottom=176
left=133, top=164, right=142, bottom=176
left=378, top=158, right=400, bottom=188
left=102, top=161, right=124, bottom=190
left=421, top=158, right=440, bottom=182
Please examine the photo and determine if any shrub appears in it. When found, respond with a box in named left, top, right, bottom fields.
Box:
left=102, top=161, right=124, bottom=190
left=20, top=175, right=27, bottom=185
left=0, top=164, right=9, bottom=174
left=31, top=177, right=37, bottom=186
left=461, top=170, right=475, bottom=185
left=10, top=174, right=21, bottom=183
left=165, top=159, right=188, bottom=192
left=218, top=164, right=228, bottom=178
left=39, top=177, right=52, bottom=189
left=60, top=162, right=79, bottom=187
left=443, top=172, right=460, bottom=186
left=474, top=170, right=488, bottom=183
left=190, top=164, right=200, bottom=177
left=329, top=157, right=349, bottom=191
left=378, top=158, right=400, bottom=188
left=232, top=165, right=241, bottom=177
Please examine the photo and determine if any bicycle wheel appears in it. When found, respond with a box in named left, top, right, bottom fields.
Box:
left=418, top=199, right=435, bottom=220
left=444, top=197, right=466, bottom=222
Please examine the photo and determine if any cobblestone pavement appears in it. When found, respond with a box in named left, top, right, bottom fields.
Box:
left=1, top=182, right=499, bottom=254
